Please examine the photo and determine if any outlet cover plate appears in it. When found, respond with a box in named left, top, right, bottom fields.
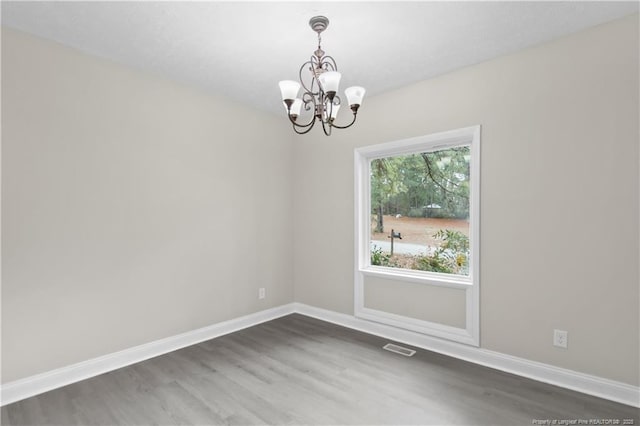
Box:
left=553, top=329, right=568, bottom=348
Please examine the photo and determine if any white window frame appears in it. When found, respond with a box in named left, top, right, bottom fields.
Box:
left=354, top=126, right=480, bottom=346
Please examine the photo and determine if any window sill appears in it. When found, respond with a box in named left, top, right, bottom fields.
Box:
left=360, top=266, right=472, bottom=289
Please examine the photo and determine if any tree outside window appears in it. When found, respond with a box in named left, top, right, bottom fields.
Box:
left=370, top=146, right=471, bottom=276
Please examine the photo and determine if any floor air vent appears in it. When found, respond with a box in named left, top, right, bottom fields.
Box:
left=383, top=343, right=416, bottom=357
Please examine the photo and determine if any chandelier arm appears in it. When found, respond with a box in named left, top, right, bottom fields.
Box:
left=319, top=56, right=338, bottom=71
left=286, top=91, right=318, bottom=130
left=290, top=91, right=317, bottom=128
left=288, top=115, right=315, bottom=129
left=320, top=118, right=332, bottom=136
left=293, top=119, right=317, bottom=135
left=319, top=95, right=340, bottom=124
left=329, top=112, right=358, bottom=129
left=302, top=90, right=317, bottom=110
left=320, top=95, right=330, bottom=124
left=299, top=59, right=319, bottom=95
left=287, top=112, right=315, bottom=129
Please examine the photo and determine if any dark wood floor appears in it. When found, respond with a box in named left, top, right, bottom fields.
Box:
left=2, top=314, right=638, bottom=425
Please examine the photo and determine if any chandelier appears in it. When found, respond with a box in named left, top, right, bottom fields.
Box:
left=278, top=16, right=366, bottom=136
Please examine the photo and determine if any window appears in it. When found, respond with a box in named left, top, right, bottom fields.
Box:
left=354, top=126, right=480, bottom=345
left=370, top=146, right=471, bottom=276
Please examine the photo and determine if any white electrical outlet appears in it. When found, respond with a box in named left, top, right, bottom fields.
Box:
left=258, top=288, right=266, bottom=300
left=553, top=329, right=568, bottom=348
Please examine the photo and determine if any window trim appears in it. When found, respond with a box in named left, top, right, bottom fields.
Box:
left=354, top=126, right=480, bottom=346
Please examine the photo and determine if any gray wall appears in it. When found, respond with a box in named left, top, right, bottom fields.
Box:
left=1, top=28, right=294, bottom=383
left=293, top=15, right=639, bottom=385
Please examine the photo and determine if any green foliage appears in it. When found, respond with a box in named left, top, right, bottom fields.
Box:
left=434, top=229, right=469, bottom=254
left=412, top=229, right=469, bottom=275
left=425, top=209, right=450, bottom=219
left=370, top=230, right=469, bottom=274
left=370, top=245, right=393, bottom=267
left=371, top=157, right=409, bottom=232
left=413, top=251, right=454, bottom=274
left=370, top=146, right=470, bottom=220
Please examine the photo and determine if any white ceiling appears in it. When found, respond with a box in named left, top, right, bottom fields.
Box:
left=2, top=1, right=638, bottom=116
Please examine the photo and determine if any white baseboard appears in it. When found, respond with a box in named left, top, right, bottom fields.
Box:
left=0, top=303, right=296, bottom=407
left=2, top=302, right=638, bottom=408
left=292, top=302, right=640, bottom=408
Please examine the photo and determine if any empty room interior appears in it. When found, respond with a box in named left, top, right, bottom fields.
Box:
left=1, top=1, right=639, bottom=425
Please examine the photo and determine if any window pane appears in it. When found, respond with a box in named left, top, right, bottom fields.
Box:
left=370, top=146, right=471, bottom=276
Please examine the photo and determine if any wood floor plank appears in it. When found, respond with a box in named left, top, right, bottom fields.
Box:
left=2, top=313, right=638, bottom=425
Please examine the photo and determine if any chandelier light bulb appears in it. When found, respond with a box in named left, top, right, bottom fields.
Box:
left=318, top=71, right=341, bottom=97
left=330, top=104, right=340, bottom=120
left=345, top=86, right=366, bottom=108
left=278, top=80, right=301, bottom=102
left=290, top=99, right=303, bottom=117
